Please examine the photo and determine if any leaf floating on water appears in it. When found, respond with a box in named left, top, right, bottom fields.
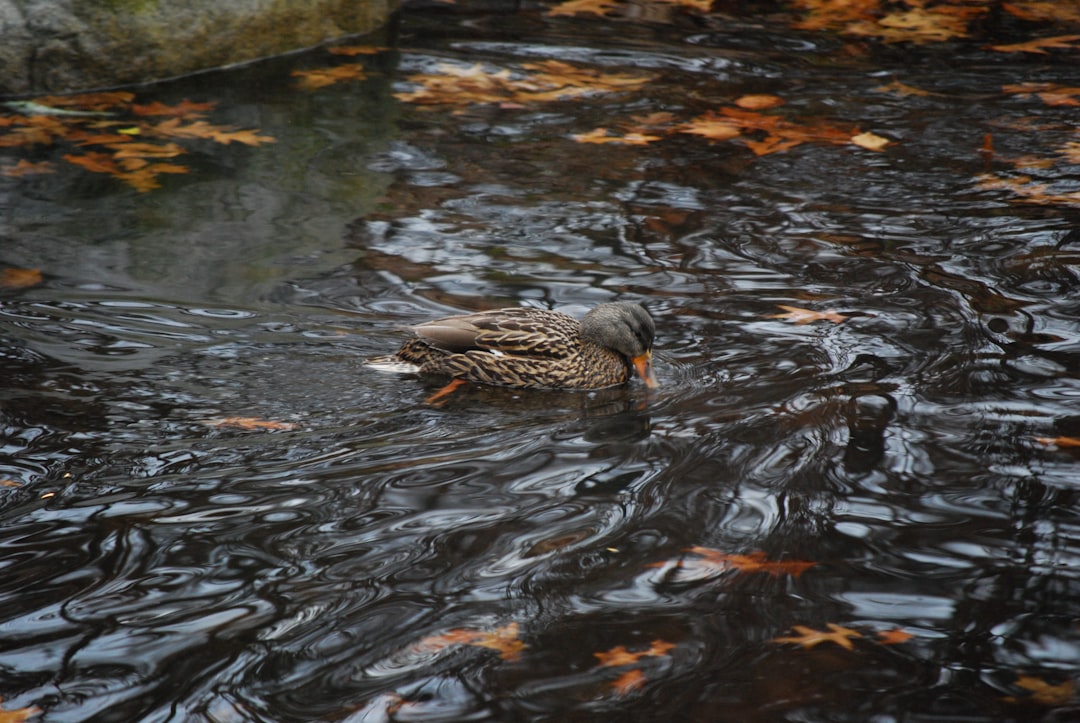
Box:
left=204, top=417, right=299, bottom=431
left=0, top=267, right=43, bottom=289
left=609, top=668, right=648, bottom=695
left=1002, top=675, right=1076, bottom=706
left=991, top=34, right=1080, bottom=55
left=572, top=127, right=661, bottom=145
left=131, top=100, right=217, bottom=118
left=327, top=45, right=391, bottom=56
left=769, top=305, right=848, bottom=324
left=594, top=639, right=676, bottom=667
left=735, top=94, right=785, bottom=110
left=291, top=64, right=369, bottom=91
left=0, top=697, right=42, bottom=722
left=417, top=622, right=526, bottom=661
left=1, top=160, right=54, bottom=177
left=547, top=0, right=622, bottom=17
left=772, top=623, right=863, bottom=650
left=1002, top=2, right=1080, bottom=23
left=1033, top=436, right=1080, bottom=448
left=851, top=131, right=891, bottom=151
left=876, top=628, right=915, bottom=645
left=650, top=546, right=816, bottom=580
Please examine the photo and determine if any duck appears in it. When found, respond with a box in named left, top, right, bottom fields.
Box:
left=372, top=302, right=657, bottom=398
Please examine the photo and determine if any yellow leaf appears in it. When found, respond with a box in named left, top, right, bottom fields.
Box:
left=851, top=131, right=891, bottom=151
left=547, top=0, right=621, bottom=17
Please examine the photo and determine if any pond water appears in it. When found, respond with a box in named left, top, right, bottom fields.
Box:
left=2, top=2, right=1080, bottom=721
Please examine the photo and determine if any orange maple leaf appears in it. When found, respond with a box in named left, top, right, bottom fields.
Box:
left=991, top=35, right=1080, bottom=54
left=0, top=697, right=42, bottom=722
left=150, top=118, right=275, bottom=146
left=418, top=622, right=526, bottom=661
left=33, top=91, right=134, bottom=111
left=1, top=160, right=54, bottom=177
left=1003, top=675, right=1075, bottom=706
left=876, top=628, right=914, bottom=645
left=846, top=6, right=984, bottom=44
left=0, top=267, right=43, bottom=289
left=594, top=639, right=676, bottom=667
left=106, top=141, right=187, bottom=159
left=772, top=623, right=863, bottom=650
left=791, top=0, right=877, bottom=31
left=609, top=669, right=647, bottom=695
left=769, top=305, right=848, bottom=324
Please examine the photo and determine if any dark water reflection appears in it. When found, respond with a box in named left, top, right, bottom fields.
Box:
left=3, top=2, right=1080, bottom=721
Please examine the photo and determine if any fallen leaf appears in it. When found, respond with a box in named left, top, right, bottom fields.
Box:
left=846, top=6, right=985, bottom=44
left=610, top=669, right=647, bottom=694
left=1, top=160, right=55, bottom=177
left=395, top=60, right=650, bottom=108
left=735, top=94, right=784, bottom=110
left=650, top=546, right=816, bottom=579
left=547, top=0, right=622, bottom=17
left=150, top=118, right=275, bottom=146
left=131, top=100, right=217, bottom=118
left=873, top=79, right=939, bottom=97
left=991, top=35, right=1080, bottom=55
left=594, top=639, right=676, bottom=667
left=291, top=64, right=369, bottom=91
left=328, top=45, right=390, bottom=56
left=769, top=305, right=848, bottom=324
left=1033, top=436, right=1080, bottom=448
left=63, top=151, right=120, bottom=174
left=0, top=268, right=43, bottom=289
left=106, top=141, right=187, bottom=159
left=791, top=0, right=878, bottom=31
left=33, top=91, right=134, bottom=111
left=977, top=174, right=1080, bottom=206
left=1002, top=82, right=1080, bottom=107
left=1002, top=2, right=1080, bottom=23
left=1003, top=675, right=1076, bottom=706
left=876, top=628, right=914, bottom=645
left=0, top=697, right=42, bottom=722
left=0, top=479, right=23, bottom=487
left=572, top=127, right=661, bottom=145
left=204, top=417, right=299, bottom=431
left=772, top=623, right=863, bottom=651
left=418, top=622, right=526, bottom=661
left=851, top=131, right=891, bottom=151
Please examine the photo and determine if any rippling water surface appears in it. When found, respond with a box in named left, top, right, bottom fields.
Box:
left=2, top=2, right=1080, bottom=721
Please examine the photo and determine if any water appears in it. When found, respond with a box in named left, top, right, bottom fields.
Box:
left=2, top=2, right=1080, bottom=720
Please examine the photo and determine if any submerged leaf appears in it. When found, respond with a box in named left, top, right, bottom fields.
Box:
left=772, top=623, right=863, bottom=650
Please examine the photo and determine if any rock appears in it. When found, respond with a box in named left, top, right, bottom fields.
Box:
left=0, top=0, right=395, bottom=95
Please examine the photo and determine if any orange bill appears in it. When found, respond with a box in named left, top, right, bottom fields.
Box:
left=632, top=351, right=658, bottom=388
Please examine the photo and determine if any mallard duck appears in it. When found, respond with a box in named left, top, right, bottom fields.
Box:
left=372, top=302, right=657, bottom=395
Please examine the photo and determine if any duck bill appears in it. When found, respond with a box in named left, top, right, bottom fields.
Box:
left=632, top=351, right=658, bottom=389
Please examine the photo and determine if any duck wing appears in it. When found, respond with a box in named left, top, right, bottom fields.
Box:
left=410, top=308, right=578, bottom=359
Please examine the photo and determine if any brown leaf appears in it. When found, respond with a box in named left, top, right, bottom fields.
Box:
left=32, top=91, right=134, bottom=111
left=130, top=100, right=217, bottom=119
left=63, top=152, right=121, bottom=174
left=150, top=118, right=275, bottom=146
left=846, top=6, right=984, bottom=44
left=772, top=623, right=863, bottom=651
left=291, top=64, right=368, bottom=91
left=594, top=639, right=676, bottom=667
left=1, top=160, right=55, bottom=177
left=327, top=45, right=390, bottom=56
left=991, top=34, right=1080, bottom=54
left=1003, top=2, right=1080, bottom=23
left=769, top=305, right=848, bottom=324
left=735, top=94, right=785, bottom=110
left=1004, top=675, right=1075, bottom=706
left=0, top=268, right=43, bottom=289
left=106, top=141, right=187, bottom=159
left=791, top=0, right=878, bottom=32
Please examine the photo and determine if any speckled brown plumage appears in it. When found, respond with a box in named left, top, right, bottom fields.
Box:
left=385, top=302, right=657, bottom=391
